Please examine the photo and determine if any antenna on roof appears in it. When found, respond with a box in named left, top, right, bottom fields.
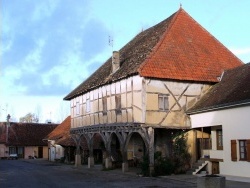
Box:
left=109, top=35, right=113, bottom=51
left=180, top=3, right=182, bottom=9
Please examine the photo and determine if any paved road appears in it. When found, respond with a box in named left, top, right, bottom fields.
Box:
left=0, top=159, right=249, bottom=188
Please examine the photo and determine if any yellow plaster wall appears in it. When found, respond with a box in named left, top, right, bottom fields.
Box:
left=145, top=79, right=211, bottom=128
left=146, top=94, right=158, bottom=110
left=133, top=92, right=142, bottom=110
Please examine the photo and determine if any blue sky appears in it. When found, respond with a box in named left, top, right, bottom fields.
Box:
left=1, top=0, right=250, bottom=122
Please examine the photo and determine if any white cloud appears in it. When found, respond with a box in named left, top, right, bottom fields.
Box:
left=31, top=0, right=59, bottom=22
left=230, top=47, right=250, bottom=63
left=22, top=38, right=46, bottom=73
left=231, top=47, right=250, bottom=55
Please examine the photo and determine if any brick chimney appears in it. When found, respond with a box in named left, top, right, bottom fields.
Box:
left=112, top=51, right=120, bottom=73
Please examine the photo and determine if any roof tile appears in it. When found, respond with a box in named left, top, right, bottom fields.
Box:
left=188, top=63, right=250, bottom=113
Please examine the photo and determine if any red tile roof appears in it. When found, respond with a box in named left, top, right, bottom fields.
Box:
left=139, top=8, right=242, bottom=81
left=46, top=116, right=75, bottom=146
left=64, top=8, right=243, bottom=100
left=188, top=63, right=250, bottom=114
left=0, top=123, right=7, bottom=143
left=46, top=116, right=103, bottom=149
left=0, top=122, right=58, bottom=146
left=47, top=116, right=71, bottom=140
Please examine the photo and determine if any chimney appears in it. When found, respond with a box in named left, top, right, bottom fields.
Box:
left=6, top=114, right=11, bottom=143
left=112, top=51, right=120, bottom=73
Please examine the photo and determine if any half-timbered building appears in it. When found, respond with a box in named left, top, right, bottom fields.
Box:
left=64, top=7, right=243, bottom=173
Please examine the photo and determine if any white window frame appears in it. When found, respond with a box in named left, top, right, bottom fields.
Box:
left=158, top=94, right=169, bottom=111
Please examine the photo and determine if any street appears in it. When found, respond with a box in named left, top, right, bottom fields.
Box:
left=0, top=159, right=249, bottom=188
left=0, top=159, right=196, bottom=188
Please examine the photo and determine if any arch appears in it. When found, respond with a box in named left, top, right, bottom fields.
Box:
left=109, top=132, right=123, bottom=163
left=124, top=132, right=148, bottom=166
left=124, top=130, right=149, bottom=153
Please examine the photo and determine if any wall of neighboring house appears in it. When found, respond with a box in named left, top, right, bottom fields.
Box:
left=190, top=105, right=250, bottom=178
left=24, top=146, right=49, bottom=159
left=0, top=144, right=8, bottom=158
left=48, top=140, right=65, bottom=161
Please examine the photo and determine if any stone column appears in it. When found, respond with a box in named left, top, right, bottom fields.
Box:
left=122, top=149, right=128, bottom=172
left=88, top=156, right=94, bottom=168
left=105, top=156, right=112, bottom=169
left=104, top=144, right=112, bottom=169
left=87, top=138, right=94, bottom=168
left=75, top=154, right=81, bottom=167
left=148, top=127, right=154, bottom=176
left=74, top=135, right=82, bottom=167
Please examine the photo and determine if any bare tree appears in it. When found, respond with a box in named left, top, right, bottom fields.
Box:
left=19, top=113, right=39, bottom=123
left=56, top=101, right=70, bottom=122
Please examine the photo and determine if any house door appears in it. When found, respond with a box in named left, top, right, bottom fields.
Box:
left=212, top=162, right=220, bottom=174
left=38, top=147, right=43, bottom=158
left=17, top=147, right=24, bottom=158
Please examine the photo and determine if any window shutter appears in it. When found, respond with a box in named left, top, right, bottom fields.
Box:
left=231, top=140, right=237, bottom=161
left=247, top=140, right=250, bottom=162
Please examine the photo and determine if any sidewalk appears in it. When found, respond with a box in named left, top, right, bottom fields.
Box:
left=222, top=174, right=250, bottom=183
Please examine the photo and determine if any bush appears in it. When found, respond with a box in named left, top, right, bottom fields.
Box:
left=140, top=155, right=150, bottom=176
left=172, top=132, right=191, bottom=174
left=60, top=157, right=65, bottom=163
left=154, top=151, right=174, bottom=176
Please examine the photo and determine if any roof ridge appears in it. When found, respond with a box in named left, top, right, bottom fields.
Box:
left=138, top=8, right=182, bottom=74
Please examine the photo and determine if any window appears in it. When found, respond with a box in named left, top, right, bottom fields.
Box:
left=239, top=140, right=247, bottom=161
left=158, top=94, right=169, bottom=111
left=76, top=102, right=80, bottom=115
left=102, top=97, right=107, bottom=115
left=86, top=99, right=90, bottom=113
left=231, top=140, right=250, bottom=162
left=216, top=129, right=223, bottom=150
left=9, top=147, right=17, bottom=154
left=115, top=95, right=121, bottom=114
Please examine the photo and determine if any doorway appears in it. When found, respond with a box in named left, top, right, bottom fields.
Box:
left=38, top=147, right=43, bottom=158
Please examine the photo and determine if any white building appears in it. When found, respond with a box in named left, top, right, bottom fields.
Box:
left=188, top=63, right=250, bottom=178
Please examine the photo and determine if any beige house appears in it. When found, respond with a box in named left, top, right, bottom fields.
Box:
left=0, top=117, right=58, bottom=159
left=64, top=8, right=242, bottom=173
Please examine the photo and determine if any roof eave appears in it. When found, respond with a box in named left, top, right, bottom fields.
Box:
left=187, top=100, right=250, bottom=115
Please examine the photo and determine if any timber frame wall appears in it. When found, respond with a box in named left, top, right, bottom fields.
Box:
left=70, top=75, right=212, bottom=172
